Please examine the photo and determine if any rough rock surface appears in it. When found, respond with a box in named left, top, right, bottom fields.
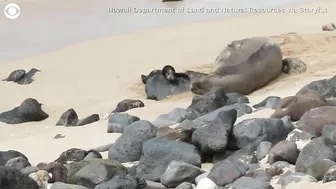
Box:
left=108, top=120, right=158, bottom=163
left=160, top=160, right=204, bottom=187
left=295, top=137, right=336, bottom=174
left=136, top=138, right=202, bottom=182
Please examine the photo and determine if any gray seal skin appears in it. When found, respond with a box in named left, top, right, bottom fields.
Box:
left=142, top=65, right=208, bottom=100
left=191, top=37, right=283, bottom=95
left=2, top=68, right=41, bottom=85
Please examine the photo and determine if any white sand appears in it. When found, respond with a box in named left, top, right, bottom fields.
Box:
left=0, top=0, right=336, bottom=168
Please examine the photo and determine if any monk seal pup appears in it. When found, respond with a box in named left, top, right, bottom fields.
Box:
left=191, top=37, right=283, bottom=95
left=142, top=65, right=191, bottom=84
left=144, top=65, right=192, bottom=100
left=161, top=65, right=190, bottom=84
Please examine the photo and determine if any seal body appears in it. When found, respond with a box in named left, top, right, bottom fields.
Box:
left=144, top=65, right=205, bottom=100
left=191, top=37, right=283, bottom=95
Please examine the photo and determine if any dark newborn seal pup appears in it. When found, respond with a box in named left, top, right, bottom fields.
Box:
left=2, top=68, right=40, bottom=85
left=191, top=37, right=283, bottom=95
left=141, top=65, right=191, bottom=85
left=0, top=98, right=49, bottom=124
left=143, top=65, right=206, bottom=100
left=161, top=65, right=190, bottom=84
left=112, top=99, right=145, bottom=113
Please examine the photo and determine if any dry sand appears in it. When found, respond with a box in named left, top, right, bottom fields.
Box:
left=0, top=0, right=335, bottom=173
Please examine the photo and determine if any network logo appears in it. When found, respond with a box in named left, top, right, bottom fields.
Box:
left=4, top=3, right=20, bottom=19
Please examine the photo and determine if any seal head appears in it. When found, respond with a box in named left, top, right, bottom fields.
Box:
left=162, top=65, right=177, bottom=82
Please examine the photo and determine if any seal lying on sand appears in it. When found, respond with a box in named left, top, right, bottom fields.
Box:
left=141, top=65, right=193, bottom=84
left=0, top=98, right=49, bottom=124
left=2, top=68, right=40, bottom=85
left=142, top=65, right=207, bottom=100
left=191, top=37, right=283, bottom=95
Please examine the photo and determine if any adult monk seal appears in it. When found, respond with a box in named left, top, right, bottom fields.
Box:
left=191, top=37, right=283, bottom=95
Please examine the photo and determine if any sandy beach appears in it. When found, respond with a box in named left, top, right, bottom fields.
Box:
left=0, top=0, right=336, bottom=183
